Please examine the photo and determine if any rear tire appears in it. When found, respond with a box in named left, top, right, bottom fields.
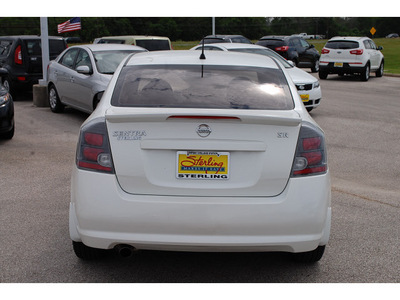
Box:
left=318, top=70, right=328, bottom=79
left=48, top=84, right=64, bottom=113
left=72, top=241, right=107, bottom=260
left=292, top=245, right=325, bottom=263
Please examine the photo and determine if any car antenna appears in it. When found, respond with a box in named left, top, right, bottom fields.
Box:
left=199, top=38, right=206, bottom=60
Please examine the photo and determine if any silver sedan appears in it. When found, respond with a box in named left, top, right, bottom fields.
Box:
left=47, top=44, right=147, bottom=114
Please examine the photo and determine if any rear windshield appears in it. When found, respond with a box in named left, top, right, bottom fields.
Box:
left=256, top=39, right=284, bottom=48
left=135, top=40, right=170, bottom=51
left=97, top=39, right=125, bottom=44
left=325, top=41, right=359, bottom=50
left=201, top=38, right=228, bottom=44
left=111, top=64, right=294, bottom=110
left=23, top=39, right=66, bottom=56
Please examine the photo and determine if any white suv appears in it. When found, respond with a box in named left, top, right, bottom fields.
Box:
left=319, top=36, right=384, bottom=81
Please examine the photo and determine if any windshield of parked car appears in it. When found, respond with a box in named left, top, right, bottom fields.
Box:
left=93, top=50, right=144, bottom=74
left=112, top=64, right=294, bottom=110
left=228, top=48, right=293, bottom=68
left=325, top=41, right=359, bottom=49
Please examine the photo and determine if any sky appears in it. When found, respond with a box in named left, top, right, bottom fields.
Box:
left=2, top=0, right=396, bottom=17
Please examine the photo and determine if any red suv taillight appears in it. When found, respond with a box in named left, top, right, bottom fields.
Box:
left=350, top=49, right=363, bottom=55
left=275, top=46, right=289, bottom=52
left=76, top=118, right=114, bottom=174
left=321, top=48, right=330, bottom=54
left=291, top=122, right=327, bottom=177
left=14, top=45, right=23, bottom=64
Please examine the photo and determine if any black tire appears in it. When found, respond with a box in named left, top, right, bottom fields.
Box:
left=292, top=245, right=325, bottom=263
left=318, top=70, right=328, bottom=80
left=48, top=84, right=64, bottom=113
left=360, top=63, right=370, bottom=81
left=375, top=61, right=384, bottom=77
left=311, top=59, right=320, bottom=73
left=72, top=241, right=107, bottom=260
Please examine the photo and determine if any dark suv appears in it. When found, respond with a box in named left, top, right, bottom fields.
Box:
left=0, top=36, right=67, bottom=97
left=200, top=35, right=253, bottom=44
left=256, top=35, right=320, bottom=72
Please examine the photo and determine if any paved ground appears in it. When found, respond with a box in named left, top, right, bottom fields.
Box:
left=0, top=74, right=399, bottom=285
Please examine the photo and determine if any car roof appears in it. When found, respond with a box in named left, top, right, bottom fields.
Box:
left=328, top=36, right=369, bottom=41
left=193, top=43, right=275, bottom=51
left=98, top=35, right=170, bottom=40
left=205, top=35, right=246, bottom=38
left=69, top=43, right=147, bottom=52
left=124, top=50, right=280, bottom=69
left=259, top=36, right=290, bottom=40
left=0, top=35, right=64, bottom=40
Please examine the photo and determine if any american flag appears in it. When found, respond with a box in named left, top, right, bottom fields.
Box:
left=57, top=17, right=81, bottom=34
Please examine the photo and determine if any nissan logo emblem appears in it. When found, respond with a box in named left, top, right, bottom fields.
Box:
left=196, top=124, right=212, bottom=137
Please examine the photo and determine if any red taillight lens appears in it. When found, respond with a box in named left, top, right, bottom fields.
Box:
left=276, top=46, right=289, bottom=52
left=291, top=122, right=327, bottom=177
left=321, top=48, right=330, bottom=54
left=76, top=118, right=114, bottom=173
left=350, top=49, right=363, bottom=55
left=84, top=132, right=103, bottom=146
left=14, top=45, right=23, bottom=64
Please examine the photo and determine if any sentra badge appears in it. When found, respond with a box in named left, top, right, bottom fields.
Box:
left=196, top=124, right=211, bottom=138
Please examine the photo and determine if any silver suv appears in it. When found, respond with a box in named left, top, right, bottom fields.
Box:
left=319, top=36, right=384, bottom=81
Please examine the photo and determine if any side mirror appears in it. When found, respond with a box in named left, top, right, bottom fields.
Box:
left=76, top=65, right=92, bottom=75
left=377, top=46, right=383, bottom=50
left=309, top=44, right=315, bottom=49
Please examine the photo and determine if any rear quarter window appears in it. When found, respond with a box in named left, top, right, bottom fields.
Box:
left=111, top=64, right=294, bottom=110
left=325, top=41, right=359, bottom=49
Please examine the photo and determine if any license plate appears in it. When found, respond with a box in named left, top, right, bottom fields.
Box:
left=334, top=62, right=343, bottom=67
left=301, top=94, right=310, bottom=102
left=177, top=151, right=229, bottom=180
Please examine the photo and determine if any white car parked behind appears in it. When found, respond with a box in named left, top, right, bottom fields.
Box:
left=191, top=43, right=322, bottom=112
left=319, top=36, right=384, bottom=81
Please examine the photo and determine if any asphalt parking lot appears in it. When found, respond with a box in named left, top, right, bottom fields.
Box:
left=0, top=73, right=399, bottom=284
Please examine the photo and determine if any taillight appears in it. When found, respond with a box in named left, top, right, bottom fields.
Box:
left=276, top=46, right=289, bottom=52
left=321, top=48, right=330, bottom=54
left=76, top=118, right=114, bottom=174
left=291, top=122, right=327, bottom=177
left=350, top=49, right=363, bottom=55
left=14, top=45, right=23, bottom=64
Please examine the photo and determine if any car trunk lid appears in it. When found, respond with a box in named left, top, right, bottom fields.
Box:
left=105, top=107, right=301, bottom=197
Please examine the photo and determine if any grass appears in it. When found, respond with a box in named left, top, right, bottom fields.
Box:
left=172, top=38, right=400, bottom=74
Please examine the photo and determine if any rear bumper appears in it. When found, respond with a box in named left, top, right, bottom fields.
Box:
left=8, top=72, right=41, bottom=90
left=70, top=167, right=331, bottom=253
left=319, top=62, right=365, bottom=74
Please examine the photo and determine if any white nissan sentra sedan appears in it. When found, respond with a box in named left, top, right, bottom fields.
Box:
left=69, top=50, right=331, bottom=262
